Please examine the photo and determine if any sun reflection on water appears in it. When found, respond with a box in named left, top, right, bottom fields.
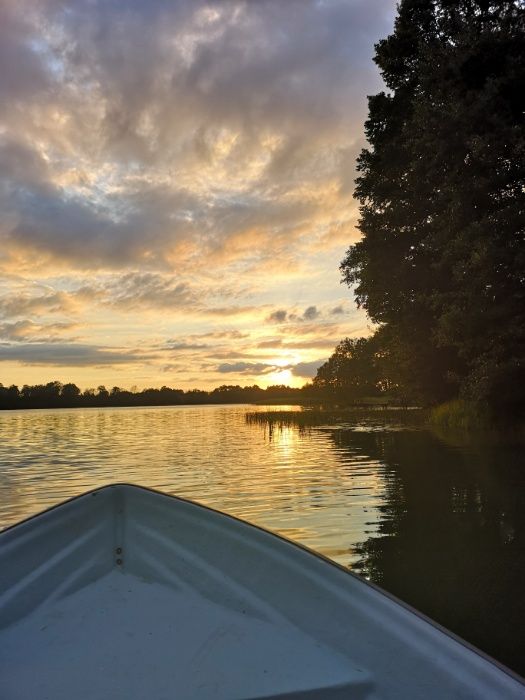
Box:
left=0, top=405, right=387, bottom=568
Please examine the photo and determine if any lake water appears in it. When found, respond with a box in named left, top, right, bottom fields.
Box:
left=0, top=404, right=523, bottom=675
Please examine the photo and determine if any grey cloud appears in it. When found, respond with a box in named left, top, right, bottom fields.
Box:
left=21, top=274, right=259, bottom=318
left=267, top=309, right=287, bottom=323
left=257, top=339, right=282, bottom=349
left=163, top=330, right=249, bottom=346
left=161, top=363, right=186, bottom=373
left=165, top=341, right=209, bottom=351
left=0, top=343, right=153, bottom=366
left=0, top=0, right=394, bottom=271
left=176, top=1, right=390, bottom=135
left=291, top=359, right=327, bottom=378
left=331, top=305, right=344, bottom=315
left=0, top=320, right=79, bottom=342
left=210, top=351, right=254, bottom=360
left=0, top=6, right=53, bottom=102
left=217, top=361, right=277, bottom=375
left=279, top=306, right=322, bottom=322
left=0, top=137, right=50, bottom=190
left=163, top=330, right=250, bottom=351
left=0, top=289, right=76, bottom=319
left=0, top=161, right=202, bottom=270
left=107, top=272, right=197, bottom=310
left=198, top=330, right=249, bottom=340
left=302, top=306, right=319, bottom=321
left=204, top=305, right=259, bottom=317
left=266, top=306, right=322, bottom=325
left=216, top=357, right=327, bottom=378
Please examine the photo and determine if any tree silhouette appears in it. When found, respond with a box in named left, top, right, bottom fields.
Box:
left=340, top=0, right=525, bottom=410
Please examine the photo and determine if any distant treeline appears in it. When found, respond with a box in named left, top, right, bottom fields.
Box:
left=0, top=381, right=325, bottom=410
left=0, top=379, right=409, bottom=411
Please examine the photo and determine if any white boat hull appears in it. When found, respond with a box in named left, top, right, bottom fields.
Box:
left=0, top=484, right=523, bottom=699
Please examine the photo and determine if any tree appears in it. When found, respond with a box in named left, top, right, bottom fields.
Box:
left=314, top=337, right=381, bottom=400
left=340, top=0, right=525, bottom=409
left=61, top=383, right=81, bottom=404
left=0, top=384, right=20, bottom=409
left=97, top=385, right=109, bottom=403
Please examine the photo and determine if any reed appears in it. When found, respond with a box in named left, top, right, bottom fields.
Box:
left=429, top=400, right=491, bottom=431
left=246, top=407, right=426, bottom=430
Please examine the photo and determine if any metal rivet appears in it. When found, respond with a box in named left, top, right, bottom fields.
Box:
left=116, top=547, right=122, bottom=555
left=116, top=558, right=123, bottom=565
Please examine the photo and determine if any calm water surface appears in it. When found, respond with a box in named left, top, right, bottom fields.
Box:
left=0, top=404, right=524, bottom=675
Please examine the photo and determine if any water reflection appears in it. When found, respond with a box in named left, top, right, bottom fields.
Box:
left=0, top=406, right=523, bottom=674
left=328, top=429, right=525, bottom=675
left=0, top=406, right=386, bottom=566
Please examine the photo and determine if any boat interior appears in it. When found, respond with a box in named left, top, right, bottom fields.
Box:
left=0, top=484, right=522, bottom=699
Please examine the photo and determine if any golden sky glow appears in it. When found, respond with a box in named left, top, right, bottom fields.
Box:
left=0, top=0, right=395, bottom=390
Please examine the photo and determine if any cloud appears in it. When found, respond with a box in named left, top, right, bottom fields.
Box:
left=302, top=305, right=319, bottom=321
left=331, top=305, right=344, bottom=315
left=0, top=0, right=389, bottom=386
left=0, top=343, right=153, bottom=367
left=203, top=305, right=261, bottom=318
left=217, top=361, right=277, bottom=375
left=0, top=289, right=77, bottom=319
left=257, top=338, right=337, bottom=350
left=267, top=309, right=287, bottom=323
left=0, top=0, right=394, bottom=274
left=208, top=351, right=251, bottom=360
left=0, top=161, right=202, bottom=271
left=197, top=330, right=249, bottom=340
left=0, top=273, right=264, bottom=324
left=265, top=305, right=328, bottom=325
left=165, top=341, right=209, bottom=351
left=0, top=6, right=52, bottom=103
left=0, top=320, right=79, bottom=342
left=284, top=322, right=342, bottom=337
left=257, top=339, right=282, bottom=349
left=290, top=359, right=327, bottom=378
left=106, top=273, right=197, bottom=311
left=161, top=363, right=187, bottom=373
left=216, top=357, right=328, bottom=380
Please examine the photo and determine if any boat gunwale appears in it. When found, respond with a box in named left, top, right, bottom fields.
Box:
left=1, top=481, right=523, bottom=687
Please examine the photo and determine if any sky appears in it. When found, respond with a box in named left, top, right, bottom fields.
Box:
left=0, top=0, right=396, bottom=391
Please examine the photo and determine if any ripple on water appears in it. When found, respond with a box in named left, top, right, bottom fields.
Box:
left=1, top=404, right=525, bottom=675
left=0, top=405, right=390, bottom=568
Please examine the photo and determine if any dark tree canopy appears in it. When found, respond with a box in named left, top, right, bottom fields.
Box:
left=340, top=0, right=525, bottom=409
left=313, top=338, right=382, bottom=398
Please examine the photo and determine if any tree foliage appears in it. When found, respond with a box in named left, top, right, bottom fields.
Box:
left=313, top=338, right=382, bottom=399
left=340, top=0, right=525, bottom=410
